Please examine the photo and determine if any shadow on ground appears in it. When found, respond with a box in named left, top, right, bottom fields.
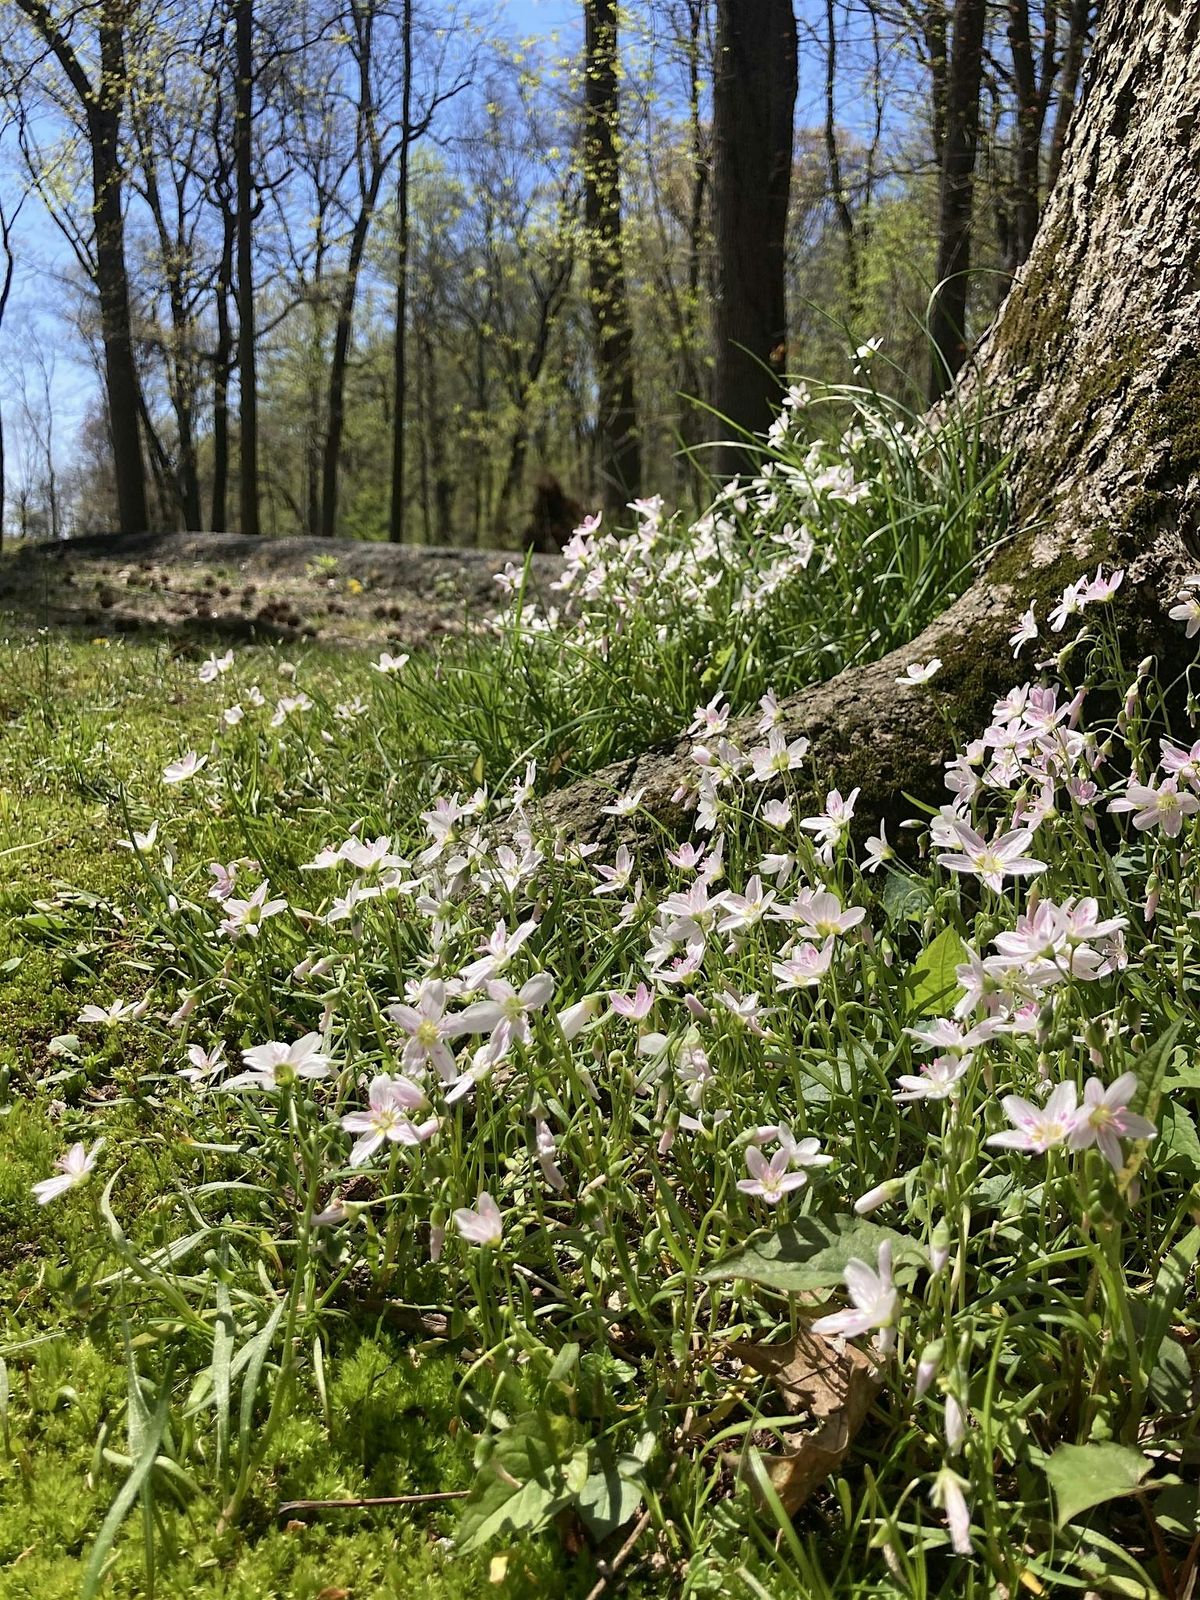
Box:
left=0, top=532, right=560, bottom=650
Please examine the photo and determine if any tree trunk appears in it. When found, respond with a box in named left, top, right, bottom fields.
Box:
left=211, top=208, right=235, bottom=534
left=710, top=0, right=797, bottom=480
left=234, top=0, right=259, bottom=535
left=0, top=205, right=15, bottom=548
left=541, top=0, right=1200, bottom=849
left=583, top=0, right=641, bottom=519
left=387, top=0, right=413, bottom=545
left=90, top=102, right=149, bottom=534
left=824, top=0, right=860, bottom=322
left=1047, top=0, right=1092, bottom=191
left=928, top=0, right=987, bottom=401
left=320, top=183, right=381, bottom=539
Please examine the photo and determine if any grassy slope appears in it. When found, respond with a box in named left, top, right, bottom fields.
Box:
left=0, top=630, right=594, bottom=1600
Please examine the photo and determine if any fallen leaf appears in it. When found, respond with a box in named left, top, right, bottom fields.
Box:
left=726, top=1323, right=881, bottom=1513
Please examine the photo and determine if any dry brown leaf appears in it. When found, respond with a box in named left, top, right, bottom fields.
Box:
left=726, top=1324, right=881, bottom=1514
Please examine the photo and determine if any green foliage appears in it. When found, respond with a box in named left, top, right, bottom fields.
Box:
left=1043, top=1443, right=1151, bottom=1528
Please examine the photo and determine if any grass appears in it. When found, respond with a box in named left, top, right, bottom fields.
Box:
left=1, top=383, right=1198, bottom=1600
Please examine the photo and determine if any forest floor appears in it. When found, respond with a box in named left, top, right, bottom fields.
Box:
left=0, top=533, right=559, bottom=653
left=3, top=410, right=1197, bottom=1600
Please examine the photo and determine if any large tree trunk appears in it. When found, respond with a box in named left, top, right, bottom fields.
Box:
left=543, top=0, right=1200, bottom=849
left=584, top=0, right=641, bottom=519
left=711, top=0, right=798, bottom=480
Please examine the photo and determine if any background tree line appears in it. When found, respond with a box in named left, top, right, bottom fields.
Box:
left=0, top=0, right=1097, bottom=546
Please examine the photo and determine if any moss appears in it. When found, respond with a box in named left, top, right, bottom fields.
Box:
left=1146, top=352, right=1200, bottom=485
left=990, top=217, right=1073, bottom=386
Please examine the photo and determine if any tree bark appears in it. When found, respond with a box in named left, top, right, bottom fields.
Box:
left=584, top=0, right=641, bottom=518
left=1047, top=0, right=1092, bottom=191
left=711, top=0, right=798, bottom=479
left=90, top=99, right=149, bottom=535
left=320, top=180, right=382, bottom=538
left=387, top=0, right=413, bottom=545
left=824, top=0, right=860, bottom=322
left=541, top=0, right=1200, bottom=849
left=928, top=0, right=987, bottom=401
left=234, top=0, right=259, bottom=535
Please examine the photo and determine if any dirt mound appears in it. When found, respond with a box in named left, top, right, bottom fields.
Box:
left=0, top=532, right=560, bottom=650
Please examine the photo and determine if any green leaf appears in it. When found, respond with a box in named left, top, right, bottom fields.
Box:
left=1134, top=1019, right=1185, bottom=1105
left=1153, top=1480, right=1200, bottom=1538
left=1043, top=1442, right=1151, bottom=1527
left=577, top=1449, right=646, bottom=1542
left=212, top=1281, right=234, bottom=1480
left=1161, top=1060, right=1200, bottom=1091
left=236, top=1301, right=285, bottom=1480
left=906, top=926, right=966, bottom=1017
left=1159, top=1103, right=1200, bottom=1175
left=880, top=871, right=932, bottom=925
left=1140, top=1226, right=1200, bottom=1384
left=456, top=1409, right=587, bottom=1554
left=82, top=1368, right=173, bottom=1600
left=702, top=1213, right=925, bottom=1294
left=1148, top=1336, right=1193, bottom=1414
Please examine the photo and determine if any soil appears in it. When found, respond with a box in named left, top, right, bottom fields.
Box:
left=0, top=531, right=561, bottom=651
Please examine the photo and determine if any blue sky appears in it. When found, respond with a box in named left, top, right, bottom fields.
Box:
left=0, top=0, right=907, bottom=509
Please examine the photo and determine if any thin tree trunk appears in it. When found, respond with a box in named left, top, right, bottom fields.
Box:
left=90, top=99, right=148, bottom=533
left=711, top=0, right=797, bottom=480
left=584, top=0, right=641, bottom=517
left=824, top=0, right=860, bottom=321
left=387, top=0, right=413, bottom=544
left=0, top=205, right=15, bottom=548
left=542, top=0, right=1200, bottom=848
left=211, top=208, right=235, bottom=533
left=928, top=0, right=987, bottom=401
left=13, top=0, right=147, bottom=533
left=1047, top=0, right=1092, bottom=191
left=234, top=0, right=259, bottom=534
left=320, top=182, right=381, bottom=538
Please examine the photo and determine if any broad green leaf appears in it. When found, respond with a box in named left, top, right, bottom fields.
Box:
left=1162, top=1061, right=1200, bottom=1091
left=702, top=1214, right=925, bottom=1294
left=1148, top=1335, right=1193, bottom=1414
left=457, top=1409, right=587, bottom=1554
left=577, top=1449, right=646, bottom=1542
left=906, top=926, right=966, bottom=1017
left=1159, top=1103, right=1200, bottom=1176
left=1043, top=1442, right=1151, bottom=1527
left=880, top=870, right=932, bottom=925
left=1153, top=1480, right=1200, bottom=1538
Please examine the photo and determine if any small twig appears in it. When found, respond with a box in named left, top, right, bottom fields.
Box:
left=583, top=1406, right=693, bottom=1600
left=278, top=1490, right=469, bottom=1515
left=584, top=1505, right=655, bottom=1600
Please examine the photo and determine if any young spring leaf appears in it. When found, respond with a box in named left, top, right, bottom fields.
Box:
left=1043, top=1442, right=1151, bottom=1527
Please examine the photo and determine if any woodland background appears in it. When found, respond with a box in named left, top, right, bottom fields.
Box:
left=0, top=0, right=1092, bottom=547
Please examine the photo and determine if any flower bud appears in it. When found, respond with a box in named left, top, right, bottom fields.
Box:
left=914, top=1340, right=942, bottom=1399
left=929, top=1217, right=952, bottom=1275
left=944, top=1394, right=966, bottom=1455
left=854, top=1177, right=904, bottom=1216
